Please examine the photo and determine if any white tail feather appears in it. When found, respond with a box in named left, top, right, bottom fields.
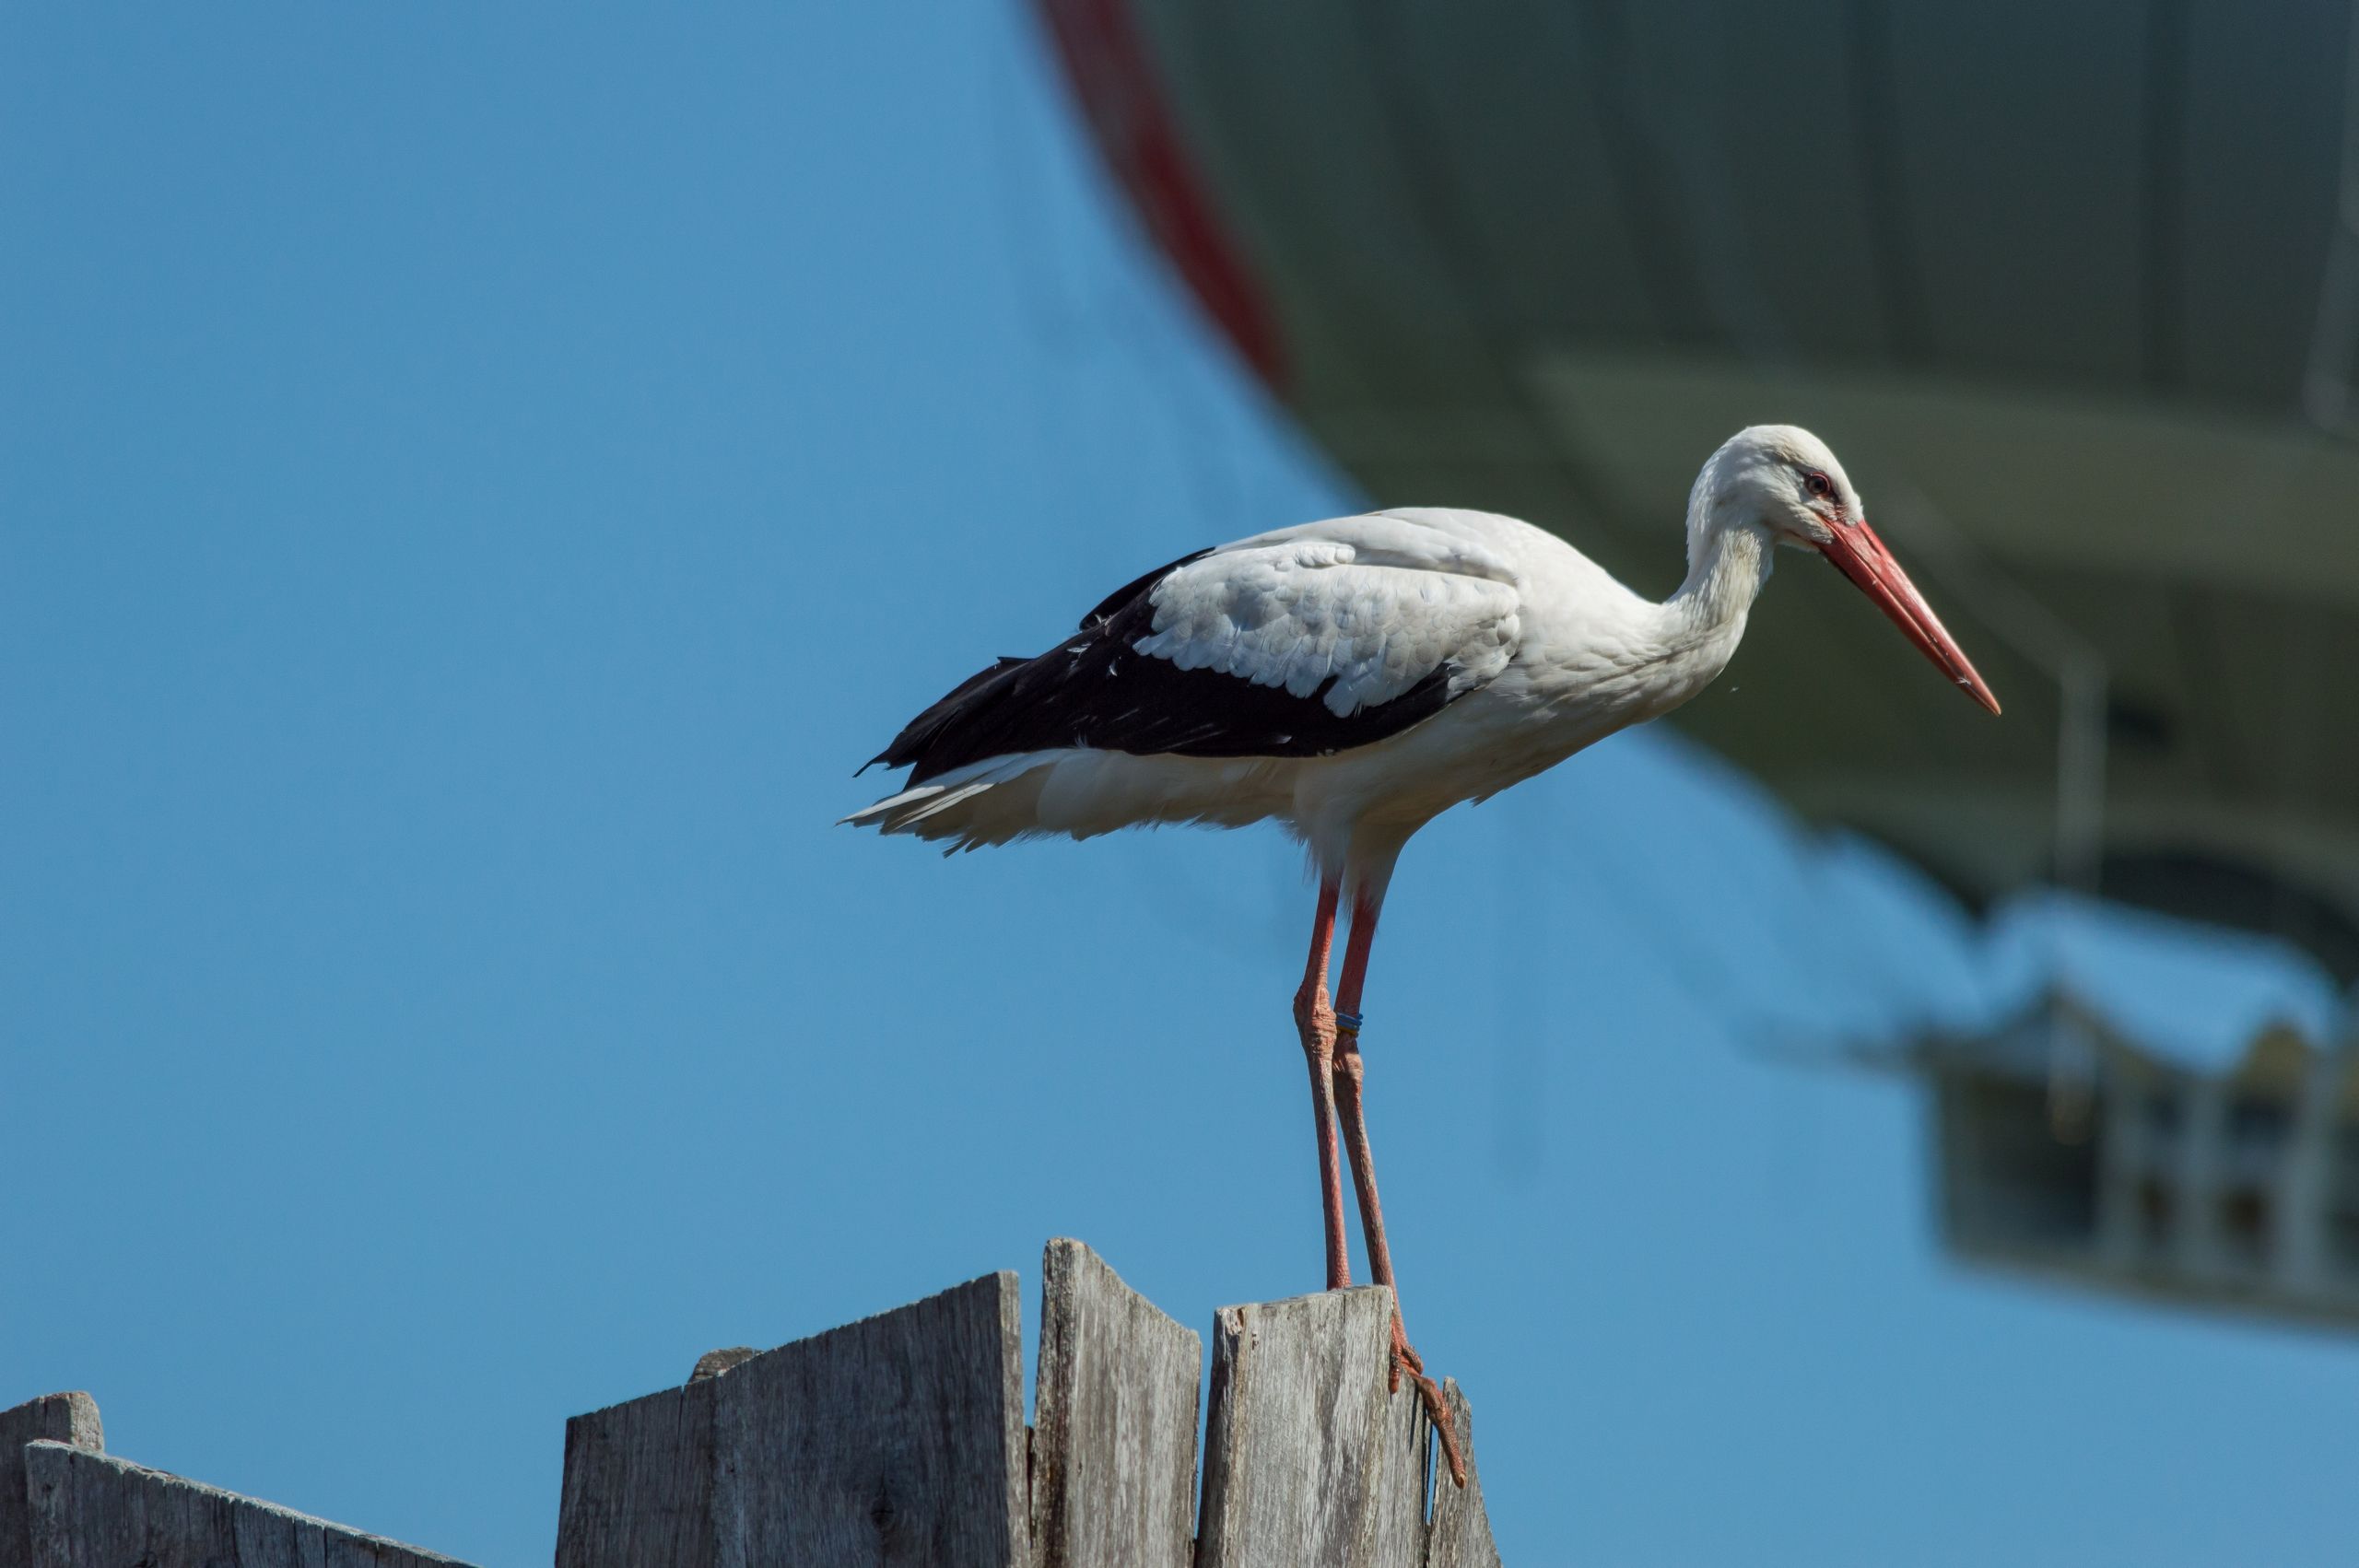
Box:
left=842, top=745, right=1299, bottom=850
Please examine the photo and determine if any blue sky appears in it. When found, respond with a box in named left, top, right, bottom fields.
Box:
left=5, top=6, right=2354, bottom=1564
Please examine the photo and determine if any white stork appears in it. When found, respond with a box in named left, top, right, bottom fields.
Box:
left=847, top=426, right=1997, bottom=1482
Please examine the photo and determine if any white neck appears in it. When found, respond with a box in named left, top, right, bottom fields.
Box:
left=1658, top=513, right=1774, bottom=656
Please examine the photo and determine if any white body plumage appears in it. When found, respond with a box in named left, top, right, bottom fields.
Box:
left=850, top=425, right=1998, bottom=902
left=850, top=501, right=1766, bottom=897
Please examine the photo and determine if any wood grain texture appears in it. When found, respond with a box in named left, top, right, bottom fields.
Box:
left=556, top=1271, right=1027, bottom=1568
left=556, top=1374, right=720, bottom=1568
left=1, top=1393, right=101, bottom=1568
left=1031, top=1238, right=1202, bottom=1568
left=1366, top=1347, right=1427, bottom=1568
left=1192, top=1284, right=1432, bottom=1568
left=22, top=1442, right=474, bottom=1568
left=1423, top=1382, right=1500, bottom=1568
left=713, top=1270, right=1026, bottom=1568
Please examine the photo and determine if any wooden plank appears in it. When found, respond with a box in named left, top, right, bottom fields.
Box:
left=555, top=1375, right=720, bottom=1568
left=1193, top=1283, right=1432, bottom=1568
left=22, top=1442, right=475, bottom=1568
left=712, top=1270, right=1026, bottom=1568
left=1423, top=1380, right=1500, bottom=1568
left=2, top=1393, right=101, bottom=1568
left=556, top=1271, right=1027, bottom=1568
left=1367, top=1350, right=1426, bottom=1567
left=1030, top=1238, right=1202, bottom=1568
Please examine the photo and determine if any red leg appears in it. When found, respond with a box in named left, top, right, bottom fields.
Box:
left=1332, top=888, right=1467, bottom=1487
left=1292, top=878, right=1351, bottom=1292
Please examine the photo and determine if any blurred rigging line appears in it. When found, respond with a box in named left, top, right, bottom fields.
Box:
left=1873, top=488, right=2109, bottom=1133
left=1548, top=751, right=1998, bottom=1054
left=2303, top=0, right=2359, bottom=433
left=1110, top=278, right=1250, bottom=532
left=2288, top=1, right=2359, bottom=985
left=984, top=0, right=1105, bottom=577
left=986, top=0, right=1092, bottom=351
left=1492, top=784, right=1551, bottom=1183
left=1843, top=0, right=1927, bottom=366
left=1880, top=488, right=2110, bottom=899
left=2138, top=0, right=2189, bottom=392
left=1574, top=0, right=1713, bottom=345
left=999, top=0, right=1257, bottom=543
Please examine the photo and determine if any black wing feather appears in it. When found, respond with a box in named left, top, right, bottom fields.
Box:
left=870, top=550, right=1458, bottom=784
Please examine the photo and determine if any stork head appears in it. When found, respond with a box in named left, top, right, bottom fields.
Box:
left=1698, top=425, right=2001, bottom=715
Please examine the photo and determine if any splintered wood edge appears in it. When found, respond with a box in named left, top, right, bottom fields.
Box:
left=0, top=1392, right=101, bottom=1453
left=1032, top=1238, right=1203, bottom=1568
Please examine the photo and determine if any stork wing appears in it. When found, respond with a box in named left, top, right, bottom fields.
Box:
left=1142, top=511, right=1523, bottom=717
left=872, top=511, right=1524, bottom=784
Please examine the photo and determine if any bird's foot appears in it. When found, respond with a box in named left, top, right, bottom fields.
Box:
left=1389, top=1315, right=1466, bottom=1488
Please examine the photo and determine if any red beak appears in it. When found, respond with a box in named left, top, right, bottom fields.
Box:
left=1816, top=520, right=2001, bottom=715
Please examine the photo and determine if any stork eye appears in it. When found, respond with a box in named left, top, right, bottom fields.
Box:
left=1802, top=471, right=1834, bottom=499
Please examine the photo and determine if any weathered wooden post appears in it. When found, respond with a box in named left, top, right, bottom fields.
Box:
left=1195, top=1284, right=1426, bottom=1566
left=22, top=1445, right=476, bottom=1568
left=2, top=1393, right=100, bottom=1568
left=1031, top=1238, right=1203, bottom=1568
left=11, top=1241, right=1499, bottom=1566
left=554, top=1238, right=1501, bottom=1568
left=557, top=1271, right=1028, bottom=1568
left=3, top=1388, right=476, bottom=1568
